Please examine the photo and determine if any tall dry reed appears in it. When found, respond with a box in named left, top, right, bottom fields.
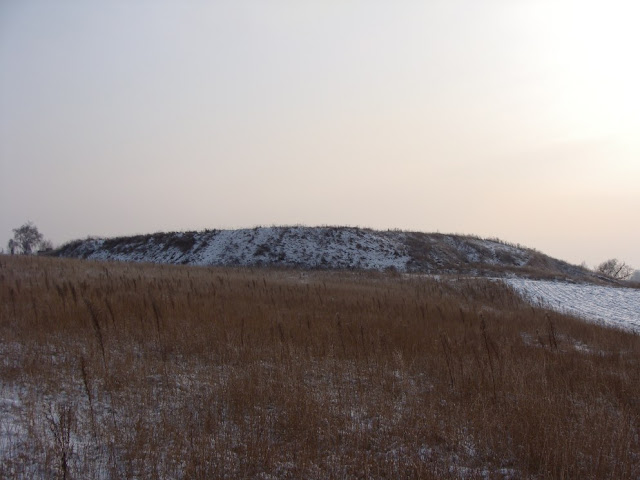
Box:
left=0, top=255, right=638, bottom=478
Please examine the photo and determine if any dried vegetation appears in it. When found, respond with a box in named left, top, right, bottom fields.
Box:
left=1, top=255, right=639, bottom=479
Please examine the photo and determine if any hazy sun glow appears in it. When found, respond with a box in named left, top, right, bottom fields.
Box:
left=1, top=0, right=638, bottom=268
left=522, top=0, right=640, bottom=141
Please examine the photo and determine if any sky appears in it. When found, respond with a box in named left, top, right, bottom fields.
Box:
left=1, top=0, right=639, bottom=269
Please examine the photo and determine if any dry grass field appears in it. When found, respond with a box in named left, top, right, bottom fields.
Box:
left=1, top=255, right=639, bottom=479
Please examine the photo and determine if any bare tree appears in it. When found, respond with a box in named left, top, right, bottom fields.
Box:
left=39, top=238, right=54, bottom=251
left=596, top=258, right=633, bottom=280
left=10, top=222, right=44, bottom=254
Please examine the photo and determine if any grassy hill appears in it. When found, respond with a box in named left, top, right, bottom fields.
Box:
left=52, top=226, right=603, bottom=282
left=1, top=255, right=639, bottom=478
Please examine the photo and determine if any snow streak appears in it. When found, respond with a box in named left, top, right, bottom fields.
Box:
left=504, top=279, right=640, bottom=332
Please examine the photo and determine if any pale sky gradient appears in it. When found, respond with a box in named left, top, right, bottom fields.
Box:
left=1, top=0, right=639, bottom=268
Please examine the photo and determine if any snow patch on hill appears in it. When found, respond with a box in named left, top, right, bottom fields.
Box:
left=54, top=226, right=597, bottom=281
left=504, top=278, right=640, bottom=332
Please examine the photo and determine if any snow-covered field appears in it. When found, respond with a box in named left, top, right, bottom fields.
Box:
left=504, top=278, right=640, bottom=332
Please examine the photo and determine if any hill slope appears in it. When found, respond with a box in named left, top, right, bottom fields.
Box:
left=53, top=226, right=600, bottom=282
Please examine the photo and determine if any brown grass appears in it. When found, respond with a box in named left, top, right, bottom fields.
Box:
left=0, top=254, right=639, bottom=479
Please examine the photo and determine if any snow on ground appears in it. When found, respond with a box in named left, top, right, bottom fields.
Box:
left=58, top=227, right=546, bottom=277
left=503, top=278, right=640, bottom=332
left=67, top=227, right=414, bottom=271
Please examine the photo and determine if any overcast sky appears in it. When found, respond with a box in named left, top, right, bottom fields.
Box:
left=1, top=0, right=639, bottom=268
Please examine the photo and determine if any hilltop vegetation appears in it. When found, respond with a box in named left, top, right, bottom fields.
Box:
left=1, top=255, right=639, bottom=478
left=52, top=226, right=602, bottom=282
